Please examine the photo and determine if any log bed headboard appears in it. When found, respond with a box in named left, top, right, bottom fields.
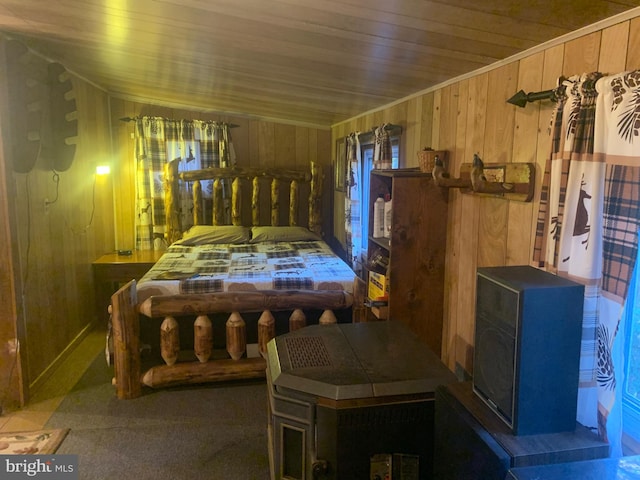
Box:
left=163, top=158, right=323, bottom=245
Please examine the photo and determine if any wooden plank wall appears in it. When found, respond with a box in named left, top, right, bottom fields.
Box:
left=0, top=40, right=24, bottom=408
left=0, top=64, right=331, bottom=404
left=0, top=36, right=116, bottom=399
left=332, top=15, right=640, bottom=374
left=108, top=99, right=332, bottom=250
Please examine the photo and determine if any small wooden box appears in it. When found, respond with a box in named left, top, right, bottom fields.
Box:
left=371, top=305, right=389, bottom=320
left=417, top=149, right=447, bottom=173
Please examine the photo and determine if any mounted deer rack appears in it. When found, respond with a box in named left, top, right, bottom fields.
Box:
left=433, top=154, right=535, bottom=202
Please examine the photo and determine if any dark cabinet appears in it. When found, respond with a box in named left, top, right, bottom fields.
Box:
left=433, top=382, right=610, bottom=480
left=507, top=455, right=640, bottom=479
left=266, top=321, right=457, bottom=479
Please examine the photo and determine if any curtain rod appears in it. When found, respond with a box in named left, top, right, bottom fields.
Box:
left=348, top=123, right=403, bottom=140
left=119, top=116, right=239, bottom=128
left=507, top=76, right=567, bottom=108
left=353, top=123, right=402, bottom=136
left=372, top=123, right=402, bottom=132
left=349, top=124, right=403, bottom=141
left=507, top=89, right=556, bottom=108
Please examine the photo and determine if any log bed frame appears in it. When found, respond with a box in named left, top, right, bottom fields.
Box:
left=110, top=159, right=365, bottom=399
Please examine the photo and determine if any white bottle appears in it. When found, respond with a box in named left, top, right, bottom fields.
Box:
left=383, top=194, right=392, bottom=239
left=373, top=194, right=385, bottom=238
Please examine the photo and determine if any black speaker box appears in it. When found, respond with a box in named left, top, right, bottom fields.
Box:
left=473, top=266, right=584, bottom=436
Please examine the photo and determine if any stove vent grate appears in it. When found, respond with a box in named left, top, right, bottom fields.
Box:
left=285, top=336, right=331, bottom=369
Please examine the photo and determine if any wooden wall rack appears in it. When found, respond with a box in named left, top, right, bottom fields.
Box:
left=433, top=154, right=535, bottom=202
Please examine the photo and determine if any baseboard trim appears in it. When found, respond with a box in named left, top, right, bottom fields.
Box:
left=28, top=320, right=99, bottom=396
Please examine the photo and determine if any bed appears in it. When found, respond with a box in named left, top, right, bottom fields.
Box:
left=110, top=159, right=364, bottom=399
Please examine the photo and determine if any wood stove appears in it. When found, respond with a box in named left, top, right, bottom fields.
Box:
left=266, top=321, right=456, bottom=479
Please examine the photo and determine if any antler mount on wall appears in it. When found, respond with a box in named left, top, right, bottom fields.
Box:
left=433, top=154, right=535, bottom=202
left=5, top=38, right=78, bottom=173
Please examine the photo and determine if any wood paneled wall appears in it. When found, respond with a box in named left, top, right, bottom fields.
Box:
left=0, top=36, right=116, bottom=402
left=0, top=43, right=24, bottom=408
left=332, top=15, right=640, bottom=374
left=108, top=99, right=332, bottom=250
left=1, top=12, right=635, bottom=407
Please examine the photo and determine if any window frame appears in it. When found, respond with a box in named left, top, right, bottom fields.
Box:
left=622, top=245, right=640, bottom=454
left=358, top=135, right=400, bottom=257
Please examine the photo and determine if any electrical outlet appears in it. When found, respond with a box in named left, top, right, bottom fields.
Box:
left=44, top=198, right=49, bottom=214
left=6, top=338, right=19, bottom=355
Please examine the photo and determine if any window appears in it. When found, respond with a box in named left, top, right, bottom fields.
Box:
left=623, top=256, right=640, bottom=453
left=359, top=138, right=399, bottom=255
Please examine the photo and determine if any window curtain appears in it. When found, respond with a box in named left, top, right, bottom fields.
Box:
left=345, top=132, right=363, bottom=275
left=373, top=123, right=392, bottom=170
left=134, top=117, right=236, bottom=251
left=533, top=71, right=640, bottom=453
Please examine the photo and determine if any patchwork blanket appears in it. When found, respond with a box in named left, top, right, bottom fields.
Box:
left=136, top=240, right=355, bottom=301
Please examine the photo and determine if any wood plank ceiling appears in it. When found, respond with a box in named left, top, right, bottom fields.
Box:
left=0, top=0, right=638, bottom=127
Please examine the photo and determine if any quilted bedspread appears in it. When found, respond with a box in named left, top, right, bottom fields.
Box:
left=136, top=240, right=355, bottom=301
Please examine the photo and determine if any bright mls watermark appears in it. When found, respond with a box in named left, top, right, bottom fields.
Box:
left=0, top=455, right=78, bottom=479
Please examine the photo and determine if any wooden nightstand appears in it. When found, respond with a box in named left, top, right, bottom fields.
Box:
left=92, top=250, right=164, bottom=323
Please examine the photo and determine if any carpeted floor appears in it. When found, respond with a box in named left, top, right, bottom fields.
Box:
left=45, top=353, right=270, bottom=479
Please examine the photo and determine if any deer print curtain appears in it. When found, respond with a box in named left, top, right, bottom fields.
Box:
left=533, top=71, right=640, bottom=452
left=134, top=117, right=236, bottom=250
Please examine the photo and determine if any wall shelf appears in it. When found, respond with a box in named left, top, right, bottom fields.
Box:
left=433, top=157, right=535, bottom=202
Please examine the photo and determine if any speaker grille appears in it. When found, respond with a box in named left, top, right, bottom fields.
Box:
left=285, top=336, right=331, bottom=369
left=473, top=272, right=520, bottom=427
left=474, top=323, right=515, bottom=422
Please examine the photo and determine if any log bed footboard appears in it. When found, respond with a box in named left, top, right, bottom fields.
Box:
left=107, top=158, right=361, bottom=399
left=110, top=280, right=354, bottom=399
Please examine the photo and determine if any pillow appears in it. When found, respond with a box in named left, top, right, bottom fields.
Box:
left=174, top=225, right=251, bottom=245
left=250, top=226, right=321, bottom=243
